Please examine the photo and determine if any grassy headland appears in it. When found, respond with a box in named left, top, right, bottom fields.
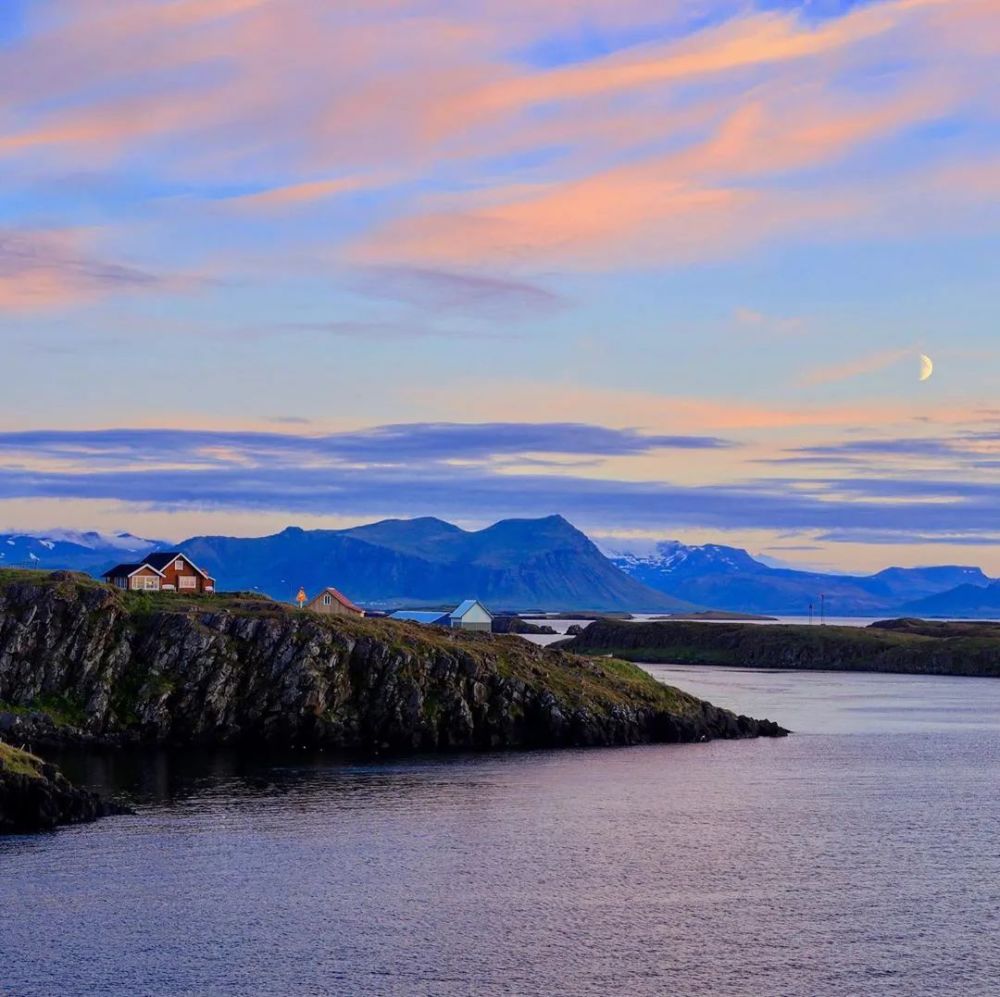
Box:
left=557, top=618, right=1000, bottom=677
left=0, top=569, right=786, bottom=753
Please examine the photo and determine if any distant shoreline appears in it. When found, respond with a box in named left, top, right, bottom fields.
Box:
left=557, top=617, right=1000, bottom=679
left=649, top=610, right=779, bottom=622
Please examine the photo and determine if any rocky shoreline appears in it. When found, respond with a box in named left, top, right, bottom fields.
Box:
left=0, top=571, right=787, bottom=754
left=0, top=742, right=127, bottom=833
left=0, top=571, right=788, bottom=832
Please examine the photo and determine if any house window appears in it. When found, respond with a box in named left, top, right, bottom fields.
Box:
left=132, top=575, right=159, bottom=591
left=178, top=576, right=197, bottom=590
left=175, top=559, right=185, bottom=570
left=323, top=594, right=332, bottom=606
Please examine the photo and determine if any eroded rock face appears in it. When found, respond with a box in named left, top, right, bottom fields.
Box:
left=0, top=574, right=787, bottom=752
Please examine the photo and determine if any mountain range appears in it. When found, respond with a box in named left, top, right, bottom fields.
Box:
left=603, top=540, right=997, bottom=616
left=0, top=531, right=161, bottom=573
left=1, top=520, right=997, bottom=617
left=175, top=516, right=691, bottom=611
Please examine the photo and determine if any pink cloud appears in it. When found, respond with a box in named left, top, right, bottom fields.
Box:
left=0, top=228, right=198, bottom=313
left=799, top=349, right=920, bottom=387
left=0, top=0, right=992, bottom=287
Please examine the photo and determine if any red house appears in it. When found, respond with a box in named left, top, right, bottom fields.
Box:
left=305, top=586, right=365, bottom=618
left=104, top=552, right=216, bottom=594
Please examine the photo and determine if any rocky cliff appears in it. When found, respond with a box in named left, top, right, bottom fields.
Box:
left=558, top=618, right=1000, bottom=677
left=0, top=572, right=786, bottom=754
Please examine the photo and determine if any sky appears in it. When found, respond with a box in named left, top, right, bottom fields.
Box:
left=0, top=0, right=997, bottom=573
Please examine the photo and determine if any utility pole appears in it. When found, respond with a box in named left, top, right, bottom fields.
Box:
left=809, top=602, right=814, bottom=625
left=820, top=593, right=826, bottom=625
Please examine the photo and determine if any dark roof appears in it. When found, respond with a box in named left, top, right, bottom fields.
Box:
left=104, top=552, right=214, bottom=582
left=142, top=552, right=182, bottom=570
left=103, top=562, right=159, bottom=578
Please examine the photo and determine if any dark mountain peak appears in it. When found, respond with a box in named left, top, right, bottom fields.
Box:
left=538, top=513, right=575, bottom=528
left=474, top=514, right=594, bottom=555
left=366, top=516, right=459, bottom=530
left=479, top=516, right=590, bottom=543
left=341, top=517, right=465, bottom=553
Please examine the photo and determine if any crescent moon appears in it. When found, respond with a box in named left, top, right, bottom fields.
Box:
left=919, top=354, right=934, bottom=382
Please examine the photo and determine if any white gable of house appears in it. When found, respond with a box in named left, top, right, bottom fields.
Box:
left=452, top=600, right=492, bottom=623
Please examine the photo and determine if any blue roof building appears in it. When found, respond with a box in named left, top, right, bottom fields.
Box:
left=388, top=600, right=493, bottom=631
left=388, top=610, right=450, bottom=625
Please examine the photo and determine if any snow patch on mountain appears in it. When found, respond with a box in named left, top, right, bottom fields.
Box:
left=18, top=530, right=162, bottom=553
left=599, top=538, right=760, bottom=574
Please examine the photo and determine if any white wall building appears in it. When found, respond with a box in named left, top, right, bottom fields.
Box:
left=449, top=599, right=493, bottom=632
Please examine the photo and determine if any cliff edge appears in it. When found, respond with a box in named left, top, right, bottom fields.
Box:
left=0, top=570, right=786, bottom=752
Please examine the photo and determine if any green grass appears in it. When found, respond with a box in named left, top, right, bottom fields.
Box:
left=0, top=693, right=88, bottom=728
left=487, top=644, right=701, bottom=718
left=0, top=568, right=106, bottom=595
left=0, top=741, right=45, bottom=779
left=564, top=619, right=1000, bottom=677
left=121, top=588, right=289, bottom=617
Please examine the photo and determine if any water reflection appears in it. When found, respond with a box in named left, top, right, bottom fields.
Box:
left=3, top=668, right=999, bottom=997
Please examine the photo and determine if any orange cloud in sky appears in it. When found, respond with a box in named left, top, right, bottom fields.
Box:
left=425, top=0, right=948, bottom=134
left=225, top=176, right=373, bottom=209
left=407, top=378, right=972, bottom=434
left=0, top=0, right=992, bottom=301
left=351, top=55, right=959, bottom=270
left=350, top=154, right=871, bottom=271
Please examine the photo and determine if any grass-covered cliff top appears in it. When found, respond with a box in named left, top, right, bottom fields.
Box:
left=0, top=568, right=287, bottom=615
left=0, top=736, right=123, bottom=833
left=0, top=568, right=743, bottom=737
left=558, top=617, right=1000, bottom=677
left=0, top=741, right=44, bottom=779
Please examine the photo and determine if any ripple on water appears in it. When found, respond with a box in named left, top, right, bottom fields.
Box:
left=2, top=667, right=1000, bottom=996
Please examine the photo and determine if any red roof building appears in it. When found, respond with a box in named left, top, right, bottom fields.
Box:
left=305, top=587, right=364, bottom=618
left=104, top=552, right=216, bottom=594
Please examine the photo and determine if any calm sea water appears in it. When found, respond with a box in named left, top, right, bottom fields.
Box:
left=3, top=666, right=1000, bottom=997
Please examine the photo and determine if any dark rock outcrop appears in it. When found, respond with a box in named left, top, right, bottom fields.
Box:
left=491, top=616, right=557, bottom=635
left=0, top=742, right=125, bottom=833
left=0, top=571, right=786, bottom=752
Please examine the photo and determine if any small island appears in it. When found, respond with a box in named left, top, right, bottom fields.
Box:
left=556, top=617, right=1000, bottom=677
